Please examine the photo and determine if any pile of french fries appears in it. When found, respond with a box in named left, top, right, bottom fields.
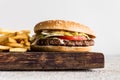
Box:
left=0, top=28, right=30, bottom=52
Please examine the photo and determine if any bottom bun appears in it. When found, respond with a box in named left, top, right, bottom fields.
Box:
left=31, top=45, right=92, bottom=52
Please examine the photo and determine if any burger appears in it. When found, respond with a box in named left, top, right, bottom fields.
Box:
left=31, top=20, right=96, bottom=52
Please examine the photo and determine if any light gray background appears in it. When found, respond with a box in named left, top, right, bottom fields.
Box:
left=0, top=0, right=120, bottom=55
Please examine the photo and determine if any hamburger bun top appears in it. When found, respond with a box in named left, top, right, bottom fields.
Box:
left=34, top=20, right=96, bottom=38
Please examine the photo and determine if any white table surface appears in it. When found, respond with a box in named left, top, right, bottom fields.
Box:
left=0, top=55, right=120, bottom=80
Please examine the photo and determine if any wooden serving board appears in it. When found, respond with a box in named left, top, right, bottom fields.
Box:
left=0, top=52, right=104, bottom=71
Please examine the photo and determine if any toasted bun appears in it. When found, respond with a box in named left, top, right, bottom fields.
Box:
left=31, top=45, right=92, bottom=52
left=34, top=20, right=96, bottom=38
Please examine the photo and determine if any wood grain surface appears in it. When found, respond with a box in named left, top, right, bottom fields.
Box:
left=0, top=52, right=104, bottom=70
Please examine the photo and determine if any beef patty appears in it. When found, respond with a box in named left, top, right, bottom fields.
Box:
left=36, top=38, right=94, bottom=46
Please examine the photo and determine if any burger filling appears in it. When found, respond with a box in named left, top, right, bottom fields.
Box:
left=31, top=30, right=94, bottom=46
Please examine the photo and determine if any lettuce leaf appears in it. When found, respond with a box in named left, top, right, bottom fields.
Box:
left=39, top=30, right=90, bottom=39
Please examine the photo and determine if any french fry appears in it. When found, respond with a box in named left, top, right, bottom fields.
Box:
left=0, top=28, right=30, bottom=52
left=8, top=38, right=17, bottom=43
left=20, top=40, right=24, bottom=44
left=25, top=42, right=30, bottom=46
left=24, top=39, right=30, bottom=46
left=12, top=34, right=28, bottom=39
left=6, top=43, right=24, bottom=48
left=24, top=46, right=30, bottom=50
left=0, top=45, right=10, bottom=50
left=5, top=33, right=16, bottom=37
left=0, top=36, right=9, bottom=45
left=9, top=48, right=27, bottom=52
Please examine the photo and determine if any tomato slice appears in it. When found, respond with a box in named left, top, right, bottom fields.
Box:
left=57, top=36, right=87, bottom=40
